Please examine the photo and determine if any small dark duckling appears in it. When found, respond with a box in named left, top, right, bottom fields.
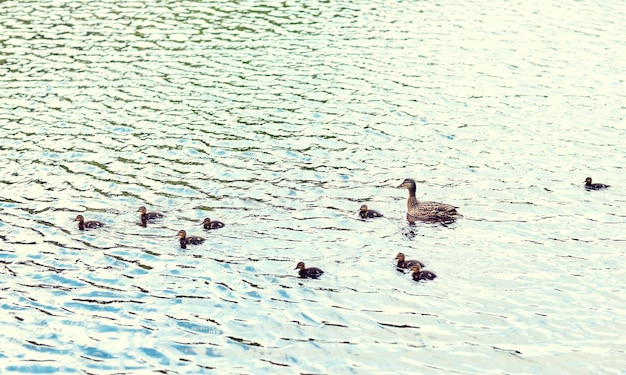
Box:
left=398, top=178, right=461, bottom=222
left=411, top=264, right=437, bottom=281
left=201, top=218, right=225, bottom=230
left=359, top=204, right=383, bottom=219
left=584, top=177, right=609, bottom=190
left=138, top=206, right=164, bottom=227
left=75, top=215, right=105, bottom=230
left=395, top=252, right=425, bottom=269
left=294, top=261, right=324, bottom=279
left=177, top=229, right=205, bottom=249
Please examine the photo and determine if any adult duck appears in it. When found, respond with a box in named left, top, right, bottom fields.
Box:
left=398, top=178, right=461, bottom=222
left=138, top=206, right=164, bottom=227
left=294, top=261, right=324, bottom=279
left=359, top=204, right=383, bottom=219
left=177, top=230, right=205, bottom=249
left=395, top=252, right=425, bottom=269
left=411, top=264, right=437, bottom=281
left=584, top=177, right=609, bottom=190
left=75, top=215, right=105, bottom=230
left=201, top=218, right=225, bottom=230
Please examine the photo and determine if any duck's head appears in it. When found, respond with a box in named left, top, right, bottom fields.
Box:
left=584, top=177, right=592, bottom=184
left=398, top=178, right=416, bottom=189
left=202, top=218, right=212, bottom=225
left=177, top=230, right=187, bottom=238
left=359, top=204, right=368, bottom=212
left=138, top=206, right=147, bottom=214
left=74, top=215, right=84, bottom=222
left=410, top=264, right=422, bottom=273
left=294, top=261, right=305, bottom=270
left=395, top=252, right=405, bottom=261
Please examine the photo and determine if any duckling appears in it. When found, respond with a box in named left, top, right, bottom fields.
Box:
left=137, top=206, right=164, bottom=227
left=398, top=178, right=461, bottom=222
left=294, top=261, right=324, bottom=279
left=177, top=230, right=205, bottom=249
left=359, top=204, right=383, bottom=219
left=584, top=177, right=609, bottom=190
left=411, top=264, right=437, bottom=281
left=201, top=218, right=225, bottom=230
left=75, top=215, right=105, bottom=230
left=395, top=252, right=425, bottom=269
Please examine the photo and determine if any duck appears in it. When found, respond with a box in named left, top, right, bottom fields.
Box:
left=294, top=261, right=324, bottom=279
left=410, top=264, right=437, bottom=281
left=359, top=204, right=383, bottom=219
left=395, top=252, right=425, bottom=269
left=398, top=178, right=461, bottom=222
left=138, top=206, right=164, bottom=227
left=177, top=230, right=205, bottom=249
left=584, top=177, right=609, bottom=190
left=75, top=215, right=105, bottom=230
left=201, top=217, right=225, bottom=230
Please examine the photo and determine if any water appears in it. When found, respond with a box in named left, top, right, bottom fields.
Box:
left=1, top=0, right=625, bottom=373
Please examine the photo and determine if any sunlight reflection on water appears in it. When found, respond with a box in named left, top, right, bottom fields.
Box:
left=1, top=0, right=625, bottom=373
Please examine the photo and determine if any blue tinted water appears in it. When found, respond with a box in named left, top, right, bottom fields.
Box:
left=1, top=0, right=625, bottom=373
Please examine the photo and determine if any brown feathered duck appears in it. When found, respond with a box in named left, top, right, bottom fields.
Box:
left=138, top=206, right=164, bottom=227
left=398, top=178, right=461, bottom=222
left=359, top=204, right=383, bottom=219
left=75, top=215, right=105, bottom=230
left=584, top=177, right=609, bottom=190
left=177, top=230, right=205, bottom=249
left=395, top=252, right=425, bottom=269
left=411, top=264, right=437, bottom=281
left=201, top=218, right=225, bottom=230
left=294, top=261, right=324, bottom=279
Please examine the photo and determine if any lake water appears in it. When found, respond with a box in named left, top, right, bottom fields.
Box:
left=1, top=0, right=625, bottom=373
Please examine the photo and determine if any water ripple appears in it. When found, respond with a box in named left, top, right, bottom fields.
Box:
left=2, top=0, right=626, bottom=373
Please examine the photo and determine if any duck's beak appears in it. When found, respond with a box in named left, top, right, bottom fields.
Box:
left=397, top=183, right=405, bottom=188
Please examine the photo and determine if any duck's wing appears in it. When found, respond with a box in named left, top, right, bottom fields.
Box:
left=147, top=212, right=164, bottom=219
left=368, top=210, right=384, bottom=218
left=407, top=212, right=459, bottom=224
left=406, top=259, right=426, bottom=268
left=410, top=201, right=458, bottom=216
left=308, top=268, right=324, bottom=278
left=428, top=201, right=458, bottom=213
left=188, top=236, right=205, bottom=244
left=413, top=270, right=437, bottom=281
left=85, top=221, right=105, bottom=228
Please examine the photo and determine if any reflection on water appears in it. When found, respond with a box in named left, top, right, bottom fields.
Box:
left=1, top=0, right=625, bottom=373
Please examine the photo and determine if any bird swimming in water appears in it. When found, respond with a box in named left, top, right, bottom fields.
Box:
left=75, top=215, right=105, bottom=230
left=359, top=204, right=383, bottom=219
left=138, top=206, right=164, bottom=227
left=177, top=230, right=205, bottom=249
left=584, top=177, right=609, bottom=190
left=410, top=264, right=437, bottom=281
left=294, top=261, right=324, bottom=279
left=398, top=178, right=461, bottom=223
left=395, top=252, right=425, bottom=269
left=201, top=218, right=225, bottom=230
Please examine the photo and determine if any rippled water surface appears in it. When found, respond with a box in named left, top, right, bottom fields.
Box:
left=1, top=0, right=625, bottom=373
